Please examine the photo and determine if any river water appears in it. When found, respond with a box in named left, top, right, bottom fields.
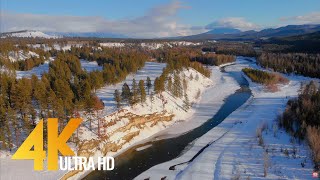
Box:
left=84, top=60, right=253, bottom=180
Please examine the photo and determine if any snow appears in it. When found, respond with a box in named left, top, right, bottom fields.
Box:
left=2, top=56, right=316, bottom=180
left=95, top=62, right=166, bottom=115
left=15, top=59, right=102, bottom=79
left=99, top=42, right=126, bottom=48
left=136, top=144, right=153, bottom=151
left=151, top=66, right=239, bottom=138
left=8, top=50, right=40, bottom=62
left=80, top=59, right=103, bottom=72
left=1, top=31, right=59, bottom=39
left=99, top=42, right=202, bottom=49
left=69, top=63, right=214, bottom=179
left=16, top=61, right=50, bottom=79
left=136, top=57, right=318, bottom=180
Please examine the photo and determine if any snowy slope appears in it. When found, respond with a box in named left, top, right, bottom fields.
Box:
left=136, top=57, right=318, bottom=180
left=8, top=50, right=40, bottom=62
left=1, top=30, right=59, bottom=39
left=96, top=62, right=166, bottom=115
left=68, top=66, right=214, bottom=180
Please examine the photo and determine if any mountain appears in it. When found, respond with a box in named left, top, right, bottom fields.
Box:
left=205, top=28, right=241, bottom=35
left=1, top=30, right=60, bottom=39
left=1, top=30, right=127, bottom=39
left=263, top=30, right=320, bottom=53
left=182, top=24, right=320, bottom=40
left=49, top=32, right=128, bottom=38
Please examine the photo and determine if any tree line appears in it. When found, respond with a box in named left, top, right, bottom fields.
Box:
left=242, top=68, right=288, bottom=85
left=202, top=42, right=257, bottom=57
left=279, top=81, right=320, bottom=165
left=257, top=52, right=320, bottom=78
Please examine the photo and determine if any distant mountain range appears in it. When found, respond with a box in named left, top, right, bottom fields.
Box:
left=46, top=32, right=128, bottom=39
left=0, top=30, right=127, bottom=39
left=181, top=24, right=320, bottom=40
left=2, top=24, right=320, bottom=40
left=204, top=28, right=242, bottom=35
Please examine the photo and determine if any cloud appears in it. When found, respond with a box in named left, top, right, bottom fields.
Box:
left=0, top=1, right=205, bottom=38
left=205, top=17, right=259, bottom=31
left=279, top=12, right=320, bottom=25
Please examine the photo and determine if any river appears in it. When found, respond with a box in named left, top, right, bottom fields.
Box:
left=84, top=59, right=253, bottom=180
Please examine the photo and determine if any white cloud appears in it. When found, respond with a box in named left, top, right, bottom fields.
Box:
left=205, top=17, right=259, bottom=31
left=279, top=12, right=320, bottom=25
left=0, top=1, right=205, bottom=38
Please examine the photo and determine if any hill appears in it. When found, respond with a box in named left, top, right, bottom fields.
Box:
left=1, top=30, right=60, bottom=39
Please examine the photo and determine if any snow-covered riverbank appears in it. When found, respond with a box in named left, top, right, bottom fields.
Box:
left=136, top=58, right=318, bottom=180
left=0, top=60, right=223, bottom=180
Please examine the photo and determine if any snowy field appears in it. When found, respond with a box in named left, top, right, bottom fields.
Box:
left=95, top=61, right=166, bottom=115
left=136, top=58, right=318, bottom=180
left=15, top=59, right=102, bottom=79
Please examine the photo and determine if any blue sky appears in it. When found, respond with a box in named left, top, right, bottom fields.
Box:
left=1, top=0, right=320, bottom=37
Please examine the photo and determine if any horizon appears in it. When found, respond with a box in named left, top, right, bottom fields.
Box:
left=1, top=0, right=320, bottom=37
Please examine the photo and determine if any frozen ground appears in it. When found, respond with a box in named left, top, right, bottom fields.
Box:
left=136, top=58, right=318, bottom=180
left=15, top=59, right=102, bottom=79
left=16, top=61, right=50, bottom=79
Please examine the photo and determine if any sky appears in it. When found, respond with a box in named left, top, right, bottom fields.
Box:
left=1, top=0, right=320, bottom=37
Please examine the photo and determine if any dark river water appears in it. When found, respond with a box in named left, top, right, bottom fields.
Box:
left=84, top=61, right=252, bottom=180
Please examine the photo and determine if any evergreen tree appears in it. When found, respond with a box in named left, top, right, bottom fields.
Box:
left=167, top=77, right=173, bottom=93
left=121, top=83, right=131, bottom=103
left=173, top=72, right=182, bottom=98
left=114, top=90, right=122, bottom=108
left=183, top=76, right=188, bottom=94
left=150, top=91, right=154, bottom=111
left=132, top=78, right=139, bottom=104
left=154, top=77, right=160, bottom=94
left=183, top=93, right=190, bottom=110
left=146, top=76, right=152, bottom=94
left=139, top=80, right=146, bottom=103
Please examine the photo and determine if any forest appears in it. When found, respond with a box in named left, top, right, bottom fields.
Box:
left=0, top=46, right=148, bottom=150
left=257, top=52, right=320, bottom=78
left=279, top=81, right=320, bottom=165
left=202, top=42, right=257, bottom=57
left=0, top=40, right=216, bottom=151
left=242, top=68, right=288, bottom=86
